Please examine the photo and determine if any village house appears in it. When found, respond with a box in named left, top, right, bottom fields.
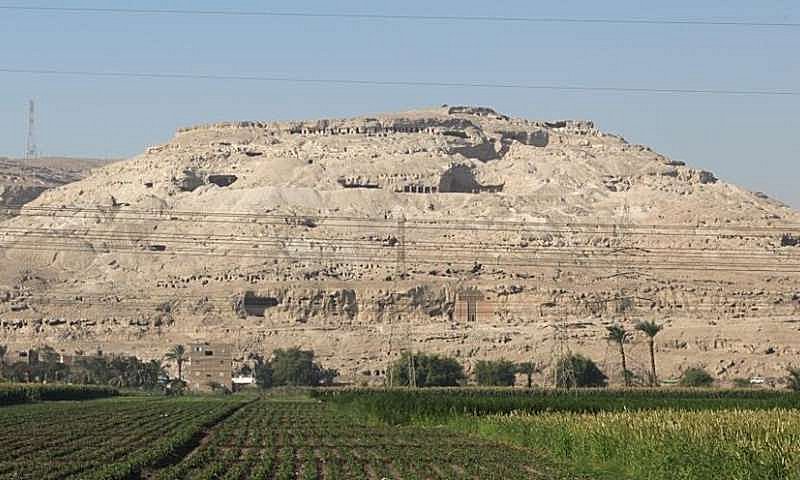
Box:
left=186, top=342, right=233, bottom=391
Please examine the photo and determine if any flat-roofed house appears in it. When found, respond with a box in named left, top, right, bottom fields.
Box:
left=186, top=342, right=233, bottom=391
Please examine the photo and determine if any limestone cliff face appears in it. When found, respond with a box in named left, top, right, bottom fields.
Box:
left=0, top=106, right=798, bottom=384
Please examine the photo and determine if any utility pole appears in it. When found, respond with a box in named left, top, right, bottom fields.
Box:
left=397, top=216, right=417, bottom=387
left=551, top=297, right=575, bottom=388
left=25, top=99, right=37, bottom=160
left=549, top=290, right=575, bottom=388
left=617, top=201, right=631, bottom=320
left=613, top=200, right=634, bottom=387
left=386, top=215, right=409, bottom=387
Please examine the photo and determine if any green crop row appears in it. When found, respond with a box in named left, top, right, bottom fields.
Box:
left=313, top=387, right=800, bottom=424
left=151, top=399, right=547, bottom=479
left=0, top=383, right=118, bottom=406
left=0, top=397, right=246, bottom=479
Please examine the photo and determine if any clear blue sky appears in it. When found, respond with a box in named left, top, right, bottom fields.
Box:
left=1, top=0, right=798, bottom=206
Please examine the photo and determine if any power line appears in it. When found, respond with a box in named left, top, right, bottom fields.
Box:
left=4, top=203, right=800, bottom=232
left=0, top=67, right=797, bottom=97
left=0, top=6, right=798, bottom=28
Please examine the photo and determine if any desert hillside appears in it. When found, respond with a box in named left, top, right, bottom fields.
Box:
left=0, top=156, right=112, bottom=210
left=1, top=106, right=798, bottom=383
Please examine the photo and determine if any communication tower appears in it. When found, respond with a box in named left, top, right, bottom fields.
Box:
left=25, top=99, right=37, bottom=159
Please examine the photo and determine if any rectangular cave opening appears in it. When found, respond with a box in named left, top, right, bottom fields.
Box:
left=243, top=292, right=280, bottom=316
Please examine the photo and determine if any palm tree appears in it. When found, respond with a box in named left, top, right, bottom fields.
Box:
left=606, top=325, right=632, bottom=386
left=145, top=359, right=167, bottom=388
left=516, top=361, right=539, bottom=388
left=164, top=345, right=187, bottom=381
left=636, top=320, right=664, bottom=386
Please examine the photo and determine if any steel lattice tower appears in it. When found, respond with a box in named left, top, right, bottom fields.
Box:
left=25, top=100, right=37, bottom=160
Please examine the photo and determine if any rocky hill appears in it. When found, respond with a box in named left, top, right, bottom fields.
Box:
left=1, top=106, right=798, bottom=384
left=0, top=156, right=112, bottom=210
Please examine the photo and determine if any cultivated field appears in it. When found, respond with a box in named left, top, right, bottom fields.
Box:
left=0, top=397, right=240, bottom=479
left=152, top=398, right=540, bottom=480
left=318, top=388, right=800, bottom=479
left=1, top=389, right=798, bottom=479
left=0, top=395, right=542, bottom=480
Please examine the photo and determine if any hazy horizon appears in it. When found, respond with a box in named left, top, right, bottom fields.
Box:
left=1, top=0, right=798, bottom=207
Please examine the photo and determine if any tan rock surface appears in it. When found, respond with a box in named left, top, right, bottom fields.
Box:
left=1, top=106, right=798, bottom=385
left=0, top=156, right=112, bottom=210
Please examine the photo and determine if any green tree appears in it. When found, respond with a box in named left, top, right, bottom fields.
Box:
left=109, top=356, right=134, bottom=387
left=786, top=367, right=800, bottom=391
left=268, top=348, right=337, bottom=387
left=5, top=362, right=31, bottom=383
left=516, top=361, right=539, bottom=388
left=606, top=325, right=632, bottom=386
left=164, top=345, right=187, bottom=381
left=270, top=348, right=317, bottom=386
left=636, top=320, right=664, bottom=386
left=143, top=359, right=167, bottom=388
left=252, top=354, right=273, bottom=389
left=36, top=346, right=67, bottom=383
left=474, top=359, right=517, bottom=386
left=73, top=356, right=112, bottom=385
left=389, top=352, right=465, bottom=387
left=555, top=353, right=607, bottom=388
left=680, top=367, right=714, bottom=387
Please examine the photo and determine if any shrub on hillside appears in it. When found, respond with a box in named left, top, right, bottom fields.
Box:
left=680, top=367, right=714, bottom=387
left=473, top=359, right=517, bottom=386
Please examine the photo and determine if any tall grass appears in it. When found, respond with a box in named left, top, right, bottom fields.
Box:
left=314, top=388, right=800, bottom=424
left=317, top=388, right=800, bottom=478
left=444, top=409, right=800, bottom=480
